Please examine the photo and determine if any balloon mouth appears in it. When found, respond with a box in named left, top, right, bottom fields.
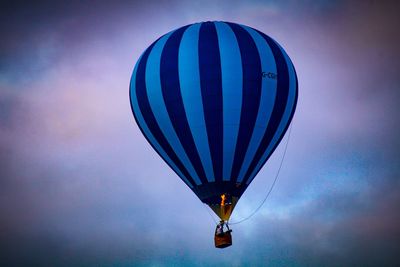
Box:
left=192, top=182, right=244, bottom=221
left=208, top=194, right=238, bottom=221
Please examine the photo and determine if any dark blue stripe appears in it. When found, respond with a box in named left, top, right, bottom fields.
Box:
left=241, top=31, right=291, bottom=184
left=135, top=40, right=197, bottom=187
left=227, top=22, right=262, bottom=183
left=160, top=25, right=208, bottom=185
left=198, top=22, right=223, bottom=182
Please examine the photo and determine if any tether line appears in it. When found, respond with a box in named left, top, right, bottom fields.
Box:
left=228, top=122, right=293, bottom=225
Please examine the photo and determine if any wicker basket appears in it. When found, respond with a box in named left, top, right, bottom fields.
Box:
left=214, top=230, right=232, bottom=248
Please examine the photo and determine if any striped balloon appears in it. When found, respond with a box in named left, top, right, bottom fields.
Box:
left=130, top=21, right=298, bottom=220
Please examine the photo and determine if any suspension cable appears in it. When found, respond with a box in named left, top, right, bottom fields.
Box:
left=228, top=122, right=294, bottom=225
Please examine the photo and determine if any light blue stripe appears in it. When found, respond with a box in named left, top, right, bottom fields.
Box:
left=246, top=42, right=297, bottom=184
left=130, top=56, right=193, bottom=188
left=215, top=21, right=243, bottom=181
left=236, top=25, right=278, bottom=183
left=178, top=23, right=215, bottom=182
left=145, top=32, right=202, bottom=185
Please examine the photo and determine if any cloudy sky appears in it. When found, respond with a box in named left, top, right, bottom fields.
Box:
left=1, top=0, right=399, bottom=266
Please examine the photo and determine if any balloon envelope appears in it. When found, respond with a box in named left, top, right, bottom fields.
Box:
left=130, top=21, right=298, bottom=220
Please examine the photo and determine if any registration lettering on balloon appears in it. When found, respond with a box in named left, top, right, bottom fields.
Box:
left=262, top=71, right=277, bottom=79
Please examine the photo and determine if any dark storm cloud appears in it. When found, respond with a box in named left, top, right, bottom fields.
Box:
left=1, top=0, right=399, bottom=266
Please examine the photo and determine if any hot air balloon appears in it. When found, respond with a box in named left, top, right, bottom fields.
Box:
left=129, top=21, right=298, bottom=248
